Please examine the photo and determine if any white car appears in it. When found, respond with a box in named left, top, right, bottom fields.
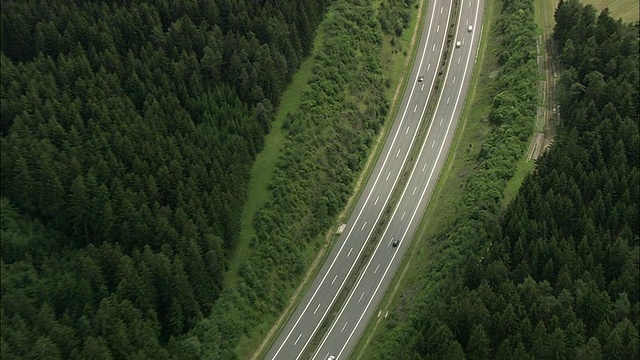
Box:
left=468, top=25, right=473, bottom=32
left=455, top=40, right=462, bottom=48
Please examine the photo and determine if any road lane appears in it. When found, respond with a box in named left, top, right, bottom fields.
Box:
left=265, top=1, right=453, bottom=359
left=313, top=0, right=485, bottom=358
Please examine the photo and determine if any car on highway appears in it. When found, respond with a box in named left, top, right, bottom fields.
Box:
left=326, top=355, right=335, bottom=360
left=392, top=238, right=400, bottom=247
left=468, top=25, right=473, bottom=32
left=418, top=75, right=424, bottom=82
left=455, top=40, right=462, bottom=48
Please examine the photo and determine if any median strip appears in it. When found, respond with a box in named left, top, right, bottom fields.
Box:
left=300, top=0, right=463, bottom=357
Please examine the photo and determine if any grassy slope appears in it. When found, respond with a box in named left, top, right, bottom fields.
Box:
left=580, top=0, right=639, bottom=23
left=226, top=51, right=315, bottom=289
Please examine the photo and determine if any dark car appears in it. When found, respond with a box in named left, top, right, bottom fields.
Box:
left=418, top=75, right=424, bottom=82
left=392, top=238, right=400, bottom=247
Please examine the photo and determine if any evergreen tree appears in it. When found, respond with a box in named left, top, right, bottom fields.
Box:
left=466, top=324, right=491, bottom=360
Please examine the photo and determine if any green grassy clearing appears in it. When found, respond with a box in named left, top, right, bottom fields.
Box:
left=225, top=53, right=315, bottom=289
left=230, top=25, right=332, bottom=359
left=536, top=0, right=557, bottom=34
left=581, top=0, right=639, bottom=23
left=228, top=9, right=338, bottom=291
left=230, top=10, right=339, bottom=287
left=502, top=155, right=536, bottom=206
left=353, top=0, right=503, bottom=356
left=228, top=23, right=325, bottom=360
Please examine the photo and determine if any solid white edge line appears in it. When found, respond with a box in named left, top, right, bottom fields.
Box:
left=311, top=2, right=457, bottom=358
left=287, top=2, right=447, bottom=358
left=335, top=2, right=481, bottom=358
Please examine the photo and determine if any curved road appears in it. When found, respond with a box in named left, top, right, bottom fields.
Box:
left=265, top=0, right=482, bottom=358
left=313, top=0, right=484, bottom=358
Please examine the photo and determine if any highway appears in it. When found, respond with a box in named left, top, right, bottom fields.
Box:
left=265, top=1, right=453, bottom=359
left=313, top=0, right=485, bottom=358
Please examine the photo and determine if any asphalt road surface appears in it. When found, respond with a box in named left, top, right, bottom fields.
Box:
left=265, top=0, right=480, bottom=358
left=313, top=0, right=485, bottom=359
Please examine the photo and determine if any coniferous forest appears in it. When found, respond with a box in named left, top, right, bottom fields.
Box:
left=0, top=0, right=329, bottom=358
left=3, top=0, right=637, bottom=358
left=368, top=0, right=639, bottom=358
left=1, top=0, right=420, bottom=357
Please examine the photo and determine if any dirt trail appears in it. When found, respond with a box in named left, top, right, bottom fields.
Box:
left=528, top=0, right=560, bottom=162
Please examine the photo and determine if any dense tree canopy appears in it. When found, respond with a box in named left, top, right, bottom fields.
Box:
left=178, top=0, right=405, bottom=356
left=1, top=0, right=419, bottom=356
left=1, top=0, right=329, bottom=358
left=453, top=3, right=640, bottom=354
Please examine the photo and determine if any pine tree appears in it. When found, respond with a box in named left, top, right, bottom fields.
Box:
left=68, top=175, right=90, bottom=243
left=78, top=336, right=114, bottom=360
left=466, top=324, right=491, bottom=360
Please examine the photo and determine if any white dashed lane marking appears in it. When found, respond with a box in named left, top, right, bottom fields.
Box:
left=341, top=322, right=349, bottom=333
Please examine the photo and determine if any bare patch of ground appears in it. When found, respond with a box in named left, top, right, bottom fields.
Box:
left=528, top=4, right=560, bottom=162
